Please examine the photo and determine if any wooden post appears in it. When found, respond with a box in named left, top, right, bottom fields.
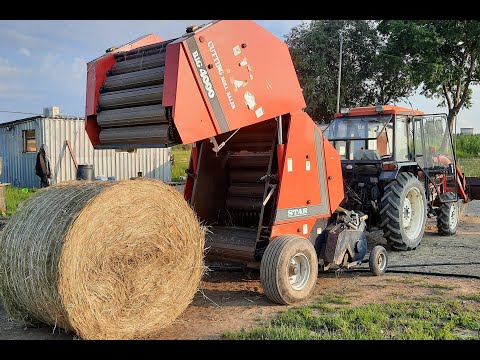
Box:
left=0, top=183, right=9, bottom=217
left=66, top=140, right=78, bottom=171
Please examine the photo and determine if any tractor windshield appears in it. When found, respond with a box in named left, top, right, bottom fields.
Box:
left=323, top=115, right=393, bottom=160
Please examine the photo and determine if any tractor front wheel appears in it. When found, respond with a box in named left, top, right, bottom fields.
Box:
left=369, top=245, right=388, bottom=276
left=437, top=193, right=459, bottom=236
left=380, top=172, right=427, bottom=251
left=260, top=235, right=318, bottom=305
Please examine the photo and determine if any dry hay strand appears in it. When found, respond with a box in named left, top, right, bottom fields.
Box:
left=0, top=179, right=205, bottom=339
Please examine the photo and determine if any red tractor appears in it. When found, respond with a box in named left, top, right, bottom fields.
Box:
left=324, top=105, right=477, bottom=250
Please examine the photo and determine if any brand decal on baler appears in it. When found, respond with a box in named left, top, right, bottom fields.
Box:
left=192, top=50, right=216, bottom=99
left=186, top=36, right=230, bottom=133
left=287, top=207, right=308, bottom=218
left=208, top=41, right=236, bottom=110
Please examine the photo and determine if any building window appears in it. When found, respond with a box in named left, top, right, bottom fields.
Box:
left=23, top=130, right=36, bottom=153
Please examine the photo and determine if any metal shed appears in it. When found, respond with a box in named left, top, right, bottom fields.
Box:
left=0, top=115, right=171, bottom=188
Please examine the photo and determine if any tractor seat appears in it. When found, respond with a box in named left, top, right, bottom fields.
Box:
left=354, top=149, right=381, bottom=161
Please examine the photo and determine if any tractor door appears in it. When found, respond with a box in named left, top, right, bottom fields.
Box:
left=412, top=114, right=458, bottom=204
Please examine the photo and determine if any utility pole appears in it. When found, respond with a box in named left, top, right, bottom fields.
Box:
left=336, top=31, right=343, bottom=113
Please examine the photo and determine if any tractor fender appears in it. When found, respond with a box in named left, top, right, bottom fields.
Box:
left=379, top=170, right=398, bottom=181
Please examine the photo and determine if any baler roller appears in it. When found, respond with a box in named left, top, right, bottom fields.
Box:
left=228, top=131, right=275, bottom=144
left=110, top=53, right=166, bottom=76
left=97, top=105, right=166, bottom=128
left=230, top=171, right=266, bottom=183
left=102, top=67, right=164, bottom=92
left=114, top=39, right=176, bottom=61
left=98, top=85, right=163, bottom=111
left=227, top=153, right=271, bottom=169
left=226, top=197, right=263, bottom=211
left=99, top=124, right=171, bottom=145
left=228, top=184, right=265, bottom=197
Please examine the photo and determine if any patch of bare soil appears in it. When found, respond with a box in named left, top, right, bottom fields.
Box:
left=153, top=271, right=480, bottom=340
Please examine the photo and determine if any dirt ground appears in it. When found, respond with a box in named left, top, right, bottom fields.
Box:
left=1, top=201, right=480, bottom=340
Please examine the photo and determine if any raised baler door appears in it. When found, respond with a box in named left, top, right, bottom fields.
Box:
left=85, top=20, right=307, bottom=149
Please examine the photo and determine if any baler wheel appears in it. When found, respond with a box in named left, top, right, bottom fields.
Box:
left=260, top=235, right=318, bottom=305
left=369, top=245, right=388, bottom=276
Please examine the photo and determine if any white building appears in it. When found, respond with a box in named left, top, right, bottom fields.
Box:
left=0, top=114, right=171, bottom=188
left=460, top=127, right=474, bottom=135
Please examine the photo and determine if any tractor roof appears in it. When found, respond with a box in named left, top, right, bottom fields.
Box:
left=335, top=105, right=424, bottom=118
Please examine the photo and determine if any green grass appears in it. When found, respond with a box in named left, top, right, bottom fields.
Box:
left=406, top=282, right=456, bottom=296
left=460, top=293, right=480, bottom=302
left=5, top=186, right=36, bottom=216
left=225, top=295, right=480, bottom=340
left=171, top=144, right=191, bottom=182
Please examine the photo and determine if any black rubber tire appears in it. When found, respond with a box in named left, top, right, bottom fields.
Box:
left=437, top=193, right=459, bottom=236
left=369, top=245, right=388, bottom=276
left=380, top=172, right=427, bottom=251
left=260, top=235, right=318, bottom=305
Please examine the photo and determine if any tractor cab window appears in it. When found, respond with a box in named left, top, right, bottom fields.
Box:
left=416, top=115, right=454, bottom=170
left=323, top=115, right=393, bottom=160
left=395, top=116, right=410, bottom=162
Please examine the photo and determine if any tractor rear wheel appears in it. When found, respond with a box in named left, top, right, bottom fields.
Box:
left=380, top=172, right=427, bottom=250
left=260, top=235, right=318, bottom=305
left=437, top=193, right=459, bottom=236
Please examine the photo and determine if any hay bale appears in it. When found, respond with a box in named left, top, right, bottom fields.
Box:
left=0, top=179, right=205, bottom=339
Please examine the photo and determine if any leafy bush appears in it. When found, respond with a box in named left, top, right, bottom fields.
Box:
left=453, top=134, right=480, bottom=158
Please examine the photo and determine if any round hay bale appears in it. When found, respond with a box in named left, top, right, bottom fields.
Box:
left=0, top=179, right=205, bottom=339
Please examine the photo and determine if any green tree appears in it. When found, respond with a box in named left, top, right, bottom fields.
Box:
left=366, top=47, right=415, bottom=105
left=286, top=20, right=414, bottom=122
left=379, top=20, right=480, bottom=133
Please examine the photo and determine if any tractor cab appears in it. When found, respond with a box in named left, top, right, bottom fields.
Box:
left=324, top=105, right=456, bottom=166
left=323, top=105, right=467, bottom=251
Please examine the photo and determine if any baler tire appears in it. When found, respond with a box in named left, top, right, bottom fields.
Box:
left=380, top=172, right=427, bottom=251
left=260, top=235, right=318, bottom=305
left=437, top=193, right=459, bottom=236
left=369, top=245, right=388, bottom=276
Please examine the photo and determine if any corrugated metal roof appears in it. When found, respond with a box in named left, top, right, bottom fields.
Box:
left=0, top=115, right=83, bottom=128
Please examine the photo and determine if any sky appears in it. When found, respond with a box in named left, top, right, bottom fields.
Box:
left=0, top=20, right=478, bottom=132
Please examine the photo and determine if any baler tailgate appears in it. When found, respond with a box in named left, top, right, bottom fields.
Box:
left=92, top=40, right=172, bottom=147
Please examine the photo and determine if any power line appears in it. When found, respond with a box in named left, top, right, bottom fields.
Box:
left=0, top=110, right=82, bottom=118
left=0, top=110, right=44, bottom=116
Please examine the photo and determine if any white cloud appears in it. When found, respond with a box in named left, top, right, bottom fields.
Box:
left=0, top=25, right=62, bottom=52
left=0, top=82, right=41, bottom=99
left=6, top=29, right=36, bottom=45
left=39, top=52, right=65, bottom=79
left=72, top=57, right=86, bottom=80
left=19, top=47, right=30, bottom=56
left=0, top=57, right=31, bottom=77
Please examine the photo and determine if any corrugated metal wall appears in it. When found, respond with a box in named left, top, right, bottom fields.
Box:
left=0, top=118, right=42, bottom=188
left=0, top=117, right=171, bottom=188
